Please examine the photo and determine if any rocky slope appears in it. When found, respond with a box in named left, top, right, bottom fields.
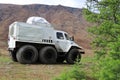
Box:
left=0, top=4, right=92, bottom=50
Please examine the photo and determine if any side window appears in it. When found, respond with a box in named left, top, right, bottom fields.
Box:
left=56, top=32, right=64, bottom=39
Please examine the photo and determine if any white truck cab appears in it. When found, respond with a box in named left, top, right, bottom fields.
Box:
left=8, top=17, right=84, bottom=64
left=55, top=30, right=82, bottom=52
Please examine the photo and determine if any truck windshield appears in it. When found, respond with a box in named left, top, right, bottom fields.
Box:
left=64, top=33, right=70, bottom=40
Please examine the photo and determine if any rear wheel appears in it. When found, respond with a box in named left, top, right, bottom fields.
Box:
left=16, top=45, right=38, bottom=64
left=66, top=49, right=81, bottom=64
left=39, top=46, right=57, bottom=64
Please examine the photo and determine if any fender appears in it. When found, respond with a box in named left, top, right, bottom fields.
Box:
left=69, top=46, right=85, bottom=54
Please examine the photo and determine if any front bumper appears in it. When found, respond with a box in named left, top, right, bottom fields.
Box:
left=8, top=48, right=14, bottom=51
left=79, top=49, right=85, bottom=54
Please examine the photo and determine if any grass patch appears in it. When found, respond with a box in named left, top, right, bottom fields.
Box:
left=54, top=56, right=95, bottom=80
left=0, top=54, right=70, bottom=80
left=81, top=55, right=95, bottom=63
left=0, top=55, right=11, bottom=63
left=0, top=52, right=95, bottom=80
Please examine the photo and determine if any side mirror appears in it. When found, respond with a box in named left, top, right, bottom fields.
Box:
left=70, top=36, right=74, bottom=41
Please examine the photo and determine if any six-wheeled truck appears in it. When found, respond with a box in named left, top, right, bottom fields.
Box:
left=8, top=17, right=85, bottom=64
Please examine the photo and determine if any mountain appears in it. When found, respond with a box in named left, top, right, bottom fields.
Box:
left=0, top=4, right=92, bottom=51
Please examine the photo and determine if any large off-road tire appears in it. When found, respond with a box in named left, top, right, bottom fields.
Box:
left=39, top=46, right=57, bottom=64
left=16, top=45, right=38, bottom=64
left=9, top=51, right=17, bottom=62
left=66, top=49, right=81, bottom=64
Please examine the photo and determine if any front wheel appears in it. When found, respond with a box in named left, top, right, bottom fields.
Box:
left=66, top=49, right=81, bottom=64
left=16, top=45, right=38, bottom=64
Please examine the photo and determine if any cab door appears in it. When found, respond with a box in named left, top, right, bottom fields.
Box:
left=55, top=32, right=69, bottom=52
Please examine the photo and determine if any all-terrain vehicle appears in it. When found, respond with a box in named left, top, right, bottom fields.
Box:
left=8, top=17, right=84, bottom=64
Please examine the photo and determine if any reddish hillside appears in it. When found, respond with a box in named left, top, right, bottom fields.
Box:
left=0, top=4, right=92, bottom=51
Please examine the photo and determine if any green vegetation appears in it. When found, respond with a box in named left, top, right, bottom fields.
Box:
left=55, top=0, right=120, bottom=80
left=84, top=0, right=120, bottom=79
left=54, top=56, right=95, bottom=80
left=54, top=58, right=87, bottom=80
left=54, top=64, right=86, bottom=80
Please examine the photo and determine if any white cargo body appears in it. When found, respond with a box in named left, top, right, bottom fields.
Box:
left=9, top=22, right=54, bottom=44
left=8, top=17, right=84, bottom=64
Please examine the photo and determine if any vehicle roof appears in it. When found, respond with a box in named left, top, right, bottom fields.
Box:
left=55, top=30, right=68, bottom=34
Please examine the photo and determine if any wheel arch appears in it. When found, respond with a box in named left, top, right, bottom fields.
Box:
left=16, top=41, right=57, bottom=52
left=68, top=46, right=85, bottom=54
